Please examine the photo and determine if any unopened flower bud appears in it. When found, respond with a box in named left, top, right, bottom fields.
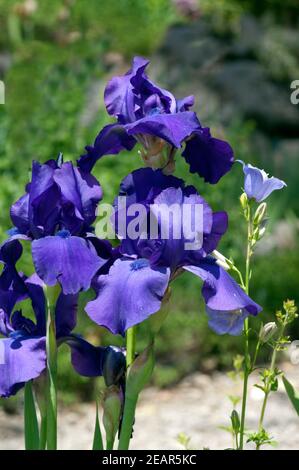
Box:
left=126, top=343, right=155, bottom=398
left=102, top=386, right=123, bottom=446
left=148, top=287, right=171, bottom=334
left=259, top=322, right=278, bottom=343
left=230, top=410, right=240, bottom=433
left=240, top=192, right=248, bottom=211
left=102, top=346, right=126, bottom=387
left=212, top=250, right=233, bottom=271
left=253, top=203, right=267, bottom=226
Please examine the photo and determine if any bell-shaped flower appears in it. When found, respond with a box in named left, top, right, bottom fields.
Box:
left=78, top=57, right=234, bottom=184
left=239, top=161, right=286, bottom=202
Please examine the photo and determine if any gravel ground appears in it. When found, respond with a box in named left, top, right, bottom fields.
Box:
left=1, top=363, right=298, bottom=450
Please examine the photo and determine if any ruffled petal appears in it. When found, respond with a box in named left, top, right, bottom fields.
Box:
left=85, top=258, right=170, bottom=336
left=105, top=56, right=149, bottom=120
left=182, top=128, right=234, bottom=184
left=32, top=235, right=104, bottom=294
left=0, top=335, right=46, bottom=397
left=125, top=111, right=200, bottom=148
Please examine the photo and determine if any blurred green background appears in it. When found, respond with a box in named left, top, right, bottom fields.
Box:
left=0, top=0, right=298, bottom=406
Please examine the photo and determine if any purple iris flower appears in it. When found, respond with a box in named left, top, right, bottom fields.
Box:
left=78, top=57, right=234, bottom=184
left=239, top=161, right=286, bottom=202
left=0, top=241, right=123, bottom=397
left=6, top=156, right=108, bottom=294
left=85, top=168, right=261, bottom=336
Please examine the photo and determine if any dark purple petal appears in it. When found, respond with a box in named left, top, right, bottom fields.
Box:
left=85, top=258, right=170, bottom=336
left=53, top=162, right=102, bottom=229
left=183, top=258, right=262, bottom=335
left=117, top=167, right=185, bottom=206
left=201, top=211, right=228, bottom=257
left=55, top=293, right=78, bottom=337
left=77, top=123, right=136, bottom=173
left=28, top=160, right=61, bottom=237
left=10, top=193, right=30, bottom=233
left=241, top=162, right=286, bottom=202
left=182, top=128, right=234, bottom=184
left=176, top=95, right=195, bottom=112
left=0, top=335, right=46, bottom=398
left=125, top=111, right=200, bottom=148
left=104, top=56, right=149, bottom=121
left=25, top=274, right=46, bottom=335
left=32, top=235, right=104, bottom=294
left=63, top=335, right=105, bottom=377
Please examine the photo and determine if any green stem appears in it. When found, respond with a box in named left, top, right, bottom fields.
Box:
left=239, top=204, right=252, bottom=450
left=118, top=396, right=138, bottom=450
left=45, top=285, right=60, bottom=450
left=257, top=316, right=288, bottom=437
left=106, top=438, right=114, bottom=450
left=126, top=326, right=136, bottom=368
left=39, top=414, right=47, bottom=450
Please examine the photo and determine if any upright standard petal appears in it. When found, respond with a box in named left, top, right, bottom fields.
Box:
left=78, top=123, right=136, bottom=173
left=85, top=258, right=170, bottom=336
left=53, top=162, right=102, bottom=229
left=184, top=258, right=262, bottom=335
left=104, top=56, right=149, bottom=121
left=182, top=128, right=234, bottom=184
left=32, top=235, right=104, bottom=294
left=0, top=335, right=46, bottom=398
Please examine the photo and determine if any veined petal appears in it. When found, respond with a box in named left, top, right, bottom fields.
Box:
left=85, top=258, right=170, bottom=336
left=32, top=235, right=104, bottom=295
left=242, top=163, right=286, bottom=202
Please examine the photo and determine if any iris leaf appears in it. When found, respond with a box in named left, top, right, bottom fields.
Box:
left=24, top=381, right=40, bottom=450
left=92, top=402, right=103, bottom=450
left=283, top=375, right=299, bottom=417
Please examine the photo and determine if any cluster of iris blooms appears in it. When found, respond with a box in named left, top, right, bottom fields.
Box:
left=0, top=57, right=286, bottom=450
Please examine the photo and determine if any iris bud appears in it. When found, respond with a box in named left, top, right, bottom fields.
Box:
left=102, top=346, right=126, bottom=387
left=102, top=386, right=123, bottom=447
left=259, top=322, right=278, bottom=343
left=253, top=203, right=267, bottom=226
left=126, top=343, right=154, bottom=398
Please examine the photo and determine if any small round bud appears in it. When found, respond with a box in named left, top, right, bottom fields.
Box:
left=259, top=322, right=278, bottom=343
